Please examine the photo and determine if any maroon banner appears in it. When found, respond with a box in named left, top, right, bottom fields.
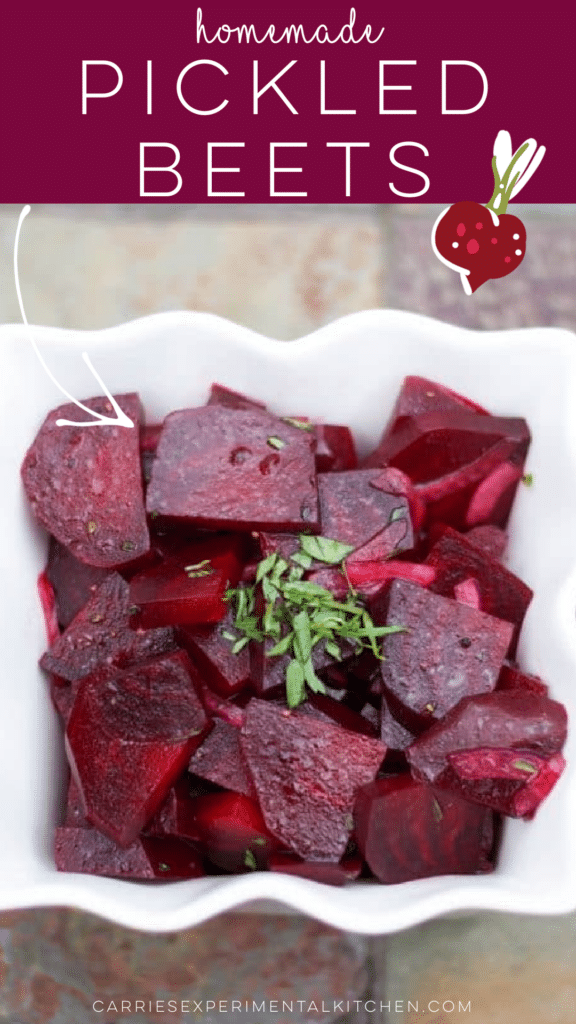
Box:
left=1, top=1, right=574, bottom=202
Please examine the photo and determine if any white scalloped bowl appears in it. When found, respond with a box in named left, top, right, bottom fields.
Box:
left=1, top=308, right=576, bottom=935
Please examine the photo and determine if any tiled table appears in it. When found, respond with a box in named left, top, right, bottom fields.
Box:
left=0, top=202, right=575, bottom=1023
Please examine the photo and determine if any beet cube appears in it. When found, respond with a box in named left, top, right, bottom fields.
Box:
left=498, top=664, right=549, bottom=698
left=40, top=574, right=177, bottom=684
left=188, top=718, right=257, bottom=799
left=374, top=580, right=513, bottom=731
left=21, top=393, right=150, bottom=568
left=269, top=851, right=363, bottom=886
left=354, top=775, right=494, bottom=883
left=147, top=406, right=319, bottom=532
left=191, top=791, right=277, bottom=872
left=45, top=538, right=111, bottom=629
left=385, top=376, right=489, bottom=431
left=314, top=425, right=358, bottom=473
left=362, top=410, right=529, bottom=484
left=407, top=691, right=568, bottom=785
left=465, top=525, right=508, bottom=561
left=177, top=606, right=251, bottom=698
left=65, top=651, right=210, bottom=846
left=241, top=699, right=385, bottom=861
left=380, top=699, right=417, bottom=769
left=143, top=777, right=202, bottom=841
left=441, top=747, right=565, bottom=818
left=55, top=827, right=204, bottom=879
left=207, top=383, right=267, bottom=411
left=318, top=470, right=411, bottom=548
left=128, top=535, right=244, bottom=629
left=37, top=571, right=60, bottom=646
left=346, top=516, right=413, bottom=564
left=425, top=527, right=533, bottom=655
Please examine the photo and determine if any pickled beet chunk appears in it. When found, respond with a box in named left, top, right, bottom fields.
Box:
left=362, top=410, right=529, bottom=484
left=318, top=470, right=412, bottom=549
left=21, top=393, right=150, bottom=568
left=188, top=717, right=257, bottom=799
left=55, top=827, right=204, bottom=880
left=40, top=573, right=177, bottom=684
left=37, top=571, right=59, bottom=646
left=384, top=376, right=488, bottom=435
left=441, top=747, right=565, bottom=819
left=314, top=425, right=358, bottom=473
left=465, top=525, right=507, bottom=561
left=177, top=605, right=251, bottom=698
left=240, top=699, right=385, bottom=861
left=498, top=664, right=549, bottom=698
left=354, top=775, right=494, bottom=883
left=147, top=405, right=319, bottom=532
left=45, top=537, right=111, bottom=630
left=207, top=383, right=267, bottom=411
left=269, top=851, right=363, bottom=886
left=373, top=579, right=513, bottom=731
left=407, top=691, right=568, bottom=786
left=143, top=777, right=202, bottom=842
left=128, top=535, right=244, bottom=629
left=191, top=791, right=277, bottom=872
left=65, top=651, right=211, bottom=846
left=424, top=527, right=532, bottom=656
left=380, top=699, right=417, bottom=770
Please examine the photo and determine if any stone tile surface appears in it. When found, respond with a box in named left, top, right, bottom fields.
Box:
left=0, top=209, right=382, bottom=339
left=374, top=911, right=576, bottom=1023
left=0, top=909, right=367, bottom=1023
left=387, top=206, right=576, bottom=330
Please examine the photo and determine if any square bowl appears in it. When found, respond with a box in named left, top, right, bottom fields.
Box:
left=1, top=308, right=576, bottom=935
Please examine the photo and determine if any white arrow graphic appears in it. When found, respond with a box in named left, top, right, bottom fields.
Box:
left=14, top=205, right=134, bottom=428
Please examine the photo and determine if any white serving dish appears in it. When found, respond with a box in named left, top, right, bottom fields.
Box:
left=1, top=308, right=576, bottom=935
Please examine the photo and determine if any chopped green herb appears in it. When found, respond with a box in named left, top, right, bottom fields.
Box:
left=87, top=520, right=98, bottom=535
left=432, top=799, right=443, bottom=823
left=221, top=630, right=237, bottom=642
left=345, top=813, right=354, bottom=831
left=184, top=559, right=213, bottom=579
left=121, top=540, right=135, bottom=552
left=128, top=606, right=139, bottom=616
left=522, top=473, right=533, bottom=487
left=282, top=417, right=314, bottom=432
left=224, top=534, right=404, bottom=706
left=389, top=506, right=406, bottom=523
left=267, top=436, right=286, bottom=450
left=512, top=758, right=538, bottom=775
left=253, top=837, right=267, bottom=846
left=244, top=849, right=257, bottom=870
left=158, top=862, right=171, bottom=872
left=150, top=510, right=159, bottom=519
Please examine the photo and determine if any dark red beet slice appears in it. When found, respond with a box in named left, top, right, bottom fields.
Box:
left=45, top=537, right=111, bottom=629
left=385, top=376, right=488, bottom=433
left=370, top=468, right=427, bottom=533
left=465, top=525, right=507, bottom=561
left=498, top=664, right=549, bottom=698
left=64, top=777, right=91, bottom=828
left=454, top=577, right=481, bottom=609
left=143, top=777, right=202, bottom=841
left=269, top=851, right=363, bottom=885
left=465, top=460, right=523, bottom=528
left=21, top=393, right=150, bottom=568
left=241, top=699, right=385, bottom=861
left=318, top=470, right=410, bottom=548
left=314, top=425, right=358, bottom=473
left=407, top=691, right=568, bottom=786
left=40, top=573, right=177, bottom=684
left=354, top=775, right=494, bottom=883
left=55, top=827, right=204, bottom=879
left=147, top=406, right=319, bottom=532
left=207, top=383, right=267, bottom=411
left=65, top=651, right=210, bottom=846
left=380, top=699, right=417, bottom=770
left=363, top=411, right=529, bottom=485
left=257, top=532, right=301, bottom=563
left=177, top=606, right=251, bottom=698
left=444, top=747, right=565, bottom=818
left=304, top=692, right=378, bottom=738
left=373, top=580, right=513, bottom=731
left=199, top=686, right=246, bottom=728
left=140, top=424, right=163, bottom=487
left=188, top=718, right=257, bottom=799
left=37, top=571, right=60, bottom=646
left=128, top=535, right=244, bottom=629
left=346, top=517, right=413, bottom=564
left=425, top=527, right=532, bottom=655
left=191, top=791, right=277, bottom=872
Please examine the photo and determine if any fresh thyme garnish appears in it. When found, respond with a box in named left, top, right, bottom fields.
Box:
left=225, top=535, right=404, bottom=709
left=281, top=417, right=314, bottom=432
left=244, top=849, right=257, bottom=870
left=267, top=436, right=286, bottom=450
left=522, top=473, right=533, bottom=487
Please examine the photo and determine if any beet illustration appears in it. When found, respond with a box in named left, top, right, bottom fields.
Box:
left=432, top=132, right=545, bottom=294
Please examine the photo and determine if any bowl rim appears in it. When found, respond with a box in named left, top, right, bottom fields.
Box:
left=3, top=306, right=576, bottom=935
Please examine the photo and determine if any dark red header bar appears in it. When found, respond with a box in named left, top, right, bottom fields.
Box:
left=1, top=1, right=574, bottom=202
